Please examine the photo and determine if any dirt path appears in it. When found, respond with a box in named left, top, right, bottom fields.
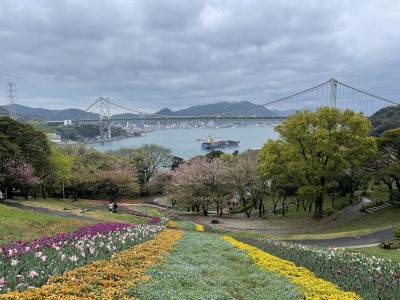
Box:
left=4, top=201, right=100, bottom=222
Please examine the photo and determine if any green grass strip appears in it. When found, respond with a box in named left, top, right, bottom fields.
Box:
left=128, top=231, right=302, bottom=300
left=0, top=204, right=86, bottom=243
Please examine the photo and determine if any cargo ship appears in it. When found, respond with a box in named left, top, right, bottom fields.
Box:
left=201, top=136, right=240, bottom=150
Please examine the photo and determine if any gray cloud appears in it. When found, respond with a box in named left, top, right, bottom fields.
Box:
left=0, top=0, right=399, bottom=112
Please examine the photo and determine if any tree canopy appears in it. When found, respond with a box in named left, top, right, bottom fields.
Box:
left=112, top=144, right=172, bottom=194
left=0, top=117, right=52, bottom=179
left=258, top=107, right=375, bottom=218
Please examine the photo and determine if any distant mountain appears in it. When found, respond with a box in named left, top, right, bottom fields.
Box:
left=1, top=100, right=289, bottom=122
left=111, top=113, right=140, bottom=119
left=155, top=108, right=175, bottom=116
left=369, top=105, right=400, bottom=136
left=1, top=104, right=98, bottom=121
left=155, top=101, right=278, bottom=117
left=0, top=106, right=8, bottom=116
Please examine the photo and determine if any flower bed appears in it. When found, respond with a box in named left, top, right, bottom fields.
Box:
left=129, top=231, right=302, bottom=299
left=0, top=229, right=183, bottom=299
left=195, top=224, right=204, bottom=231
left=166, top=220, right=204, bottom=231
left=0, top=223, right=164, bottom=293
left=237, top=237, right=400, bottom=300
left=224, top=236, right=360, bottom=300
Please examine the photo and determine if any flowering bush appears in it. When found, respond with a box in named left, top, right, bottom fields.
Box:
left=0, top=159, right=41, bottom=199
left=0, top=230, right=183, bottom=299
left=118, top=204, right=154, bottom=218
left=238, top=237, right=400, bottom=300
left=0, top=223, right=164, bottom=293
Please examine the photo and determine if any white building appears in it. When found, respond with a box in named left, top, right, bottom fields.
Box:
left=47, top=133, right=62, bottom=143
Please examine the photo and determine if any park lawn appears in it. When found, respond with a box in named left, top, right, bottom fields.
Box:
left=224, top=208, right=400, bottom=241
left=273, top=207, right=400, bottom=240
left=8, top=198, right=101, bottom=213
left=346, top=246, right=400, bottom=262
left=308, top=207, right=400, bottom=235
left=90, top=210, right=148, bottom=224
left=0, top=204, right=87, bottom=243
left=128, top=231, right=302, bottom=300
left=366, top=181, right=390, bottom=203
left=174, top=220, right=199, bottom=230
left=10, top=198, right=148, bottom=224
left=130, top=205, right=165, bottom=217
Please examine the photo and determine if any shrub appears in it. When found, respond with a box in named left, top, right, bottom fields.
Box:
left=231, top=202, right=253, bottom=213
left=324, top=207, right=335, bottom=216
left=395, top=227, right=400, bottom=238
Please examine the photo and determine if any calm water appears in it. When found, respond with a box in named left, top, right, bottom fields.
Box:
left=90, top=125, right=279, bottom=158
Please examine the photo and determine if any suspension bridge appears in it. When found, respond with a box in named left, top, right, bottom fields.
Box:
left=58, top=78, right=398, bottom=140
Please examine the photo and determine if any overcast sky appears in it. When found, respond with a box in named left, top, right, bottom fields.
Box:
left=0, top=0, right=399, bottom=113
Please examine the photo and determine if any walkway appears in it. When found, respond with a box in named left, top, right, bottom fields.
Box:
left=4, top=201, right=100, bottom=222
left=289, top=227, right=395, bottom=248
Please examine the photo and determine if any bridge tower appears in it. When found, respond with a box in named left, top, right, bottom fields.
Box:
left=5, top=82, right=17, bottom=120
left=329, top=78, right=338, bottom=108
left=99, top=97, right=112, bottom=141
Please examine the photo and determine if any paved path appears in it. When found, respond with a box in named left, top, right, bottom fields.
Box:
left=5, top=201, right=100, bottom=222
left=288, top=227, right=395, bottom=248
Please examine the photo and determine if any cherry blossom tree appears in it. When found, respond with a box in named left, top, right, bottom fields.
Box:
left=170, top=157, right=231, bottom=216
left=0, top=159, right=41, bottom=201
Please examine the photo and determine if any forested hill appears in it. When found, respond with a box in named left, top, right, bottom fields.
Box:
left=370, top=105, right=400, bottom=136
left=155, top=101, right=284, bottom=117
left=1, top=104, right=98, bottom=121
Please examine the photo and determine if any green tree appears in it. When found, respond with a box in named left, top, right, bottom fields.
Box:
left=47, top=146, right=74, bottom=198
left=259, top=108, right=375, bottom=218
left=171, top=156, right=184, bottom=170
left=377, top=128, right=400, bottom=190
left=0, top=117, right=52, bottom=198
left=113, top=144, right=172, bottom=195
left=0, top=117, right=51, bottom=178
left=205, top=150, right=224, bottom=160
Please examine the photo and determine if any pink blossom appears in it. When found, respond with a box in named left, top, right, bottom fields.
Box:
left=10, top=259, right=18, bottom=266
left=28, top=271, right=39, bottom=278
left=0, top=278, right=6, bottom=285
left=69, top=255, right=78, bottom=262
left=40, top=256, right=47, bottom=262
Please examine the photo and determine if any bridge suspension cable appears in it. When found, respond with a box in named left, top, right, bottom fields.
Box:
left=69, top=78, right=399, bottom=141
left=260, top=78, right=399, bottom=116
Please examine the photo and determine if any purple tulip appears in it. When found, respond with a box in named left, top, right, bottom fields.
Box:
left=0, top=223, right=135, bottom=260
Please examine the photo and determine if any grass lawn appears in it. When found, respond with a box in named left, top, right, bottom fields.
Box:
left=0, top=204, right=87, bottom=243
left=312, top=207, right=400, bottom=234
left=276, top=207, right=400, bottom=240
left=130, top=205, right=165, bottom=217
left=366, top=181, right=390, bottom=203
left=222, top=207, right=400, bottom=241
left=346, top=246, right=400, bottom=262
left=128, top=231, right=302, bottom=300
left=174, top=220, right=198, bottom=230
left=11, top=198, right=148, bottom=224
